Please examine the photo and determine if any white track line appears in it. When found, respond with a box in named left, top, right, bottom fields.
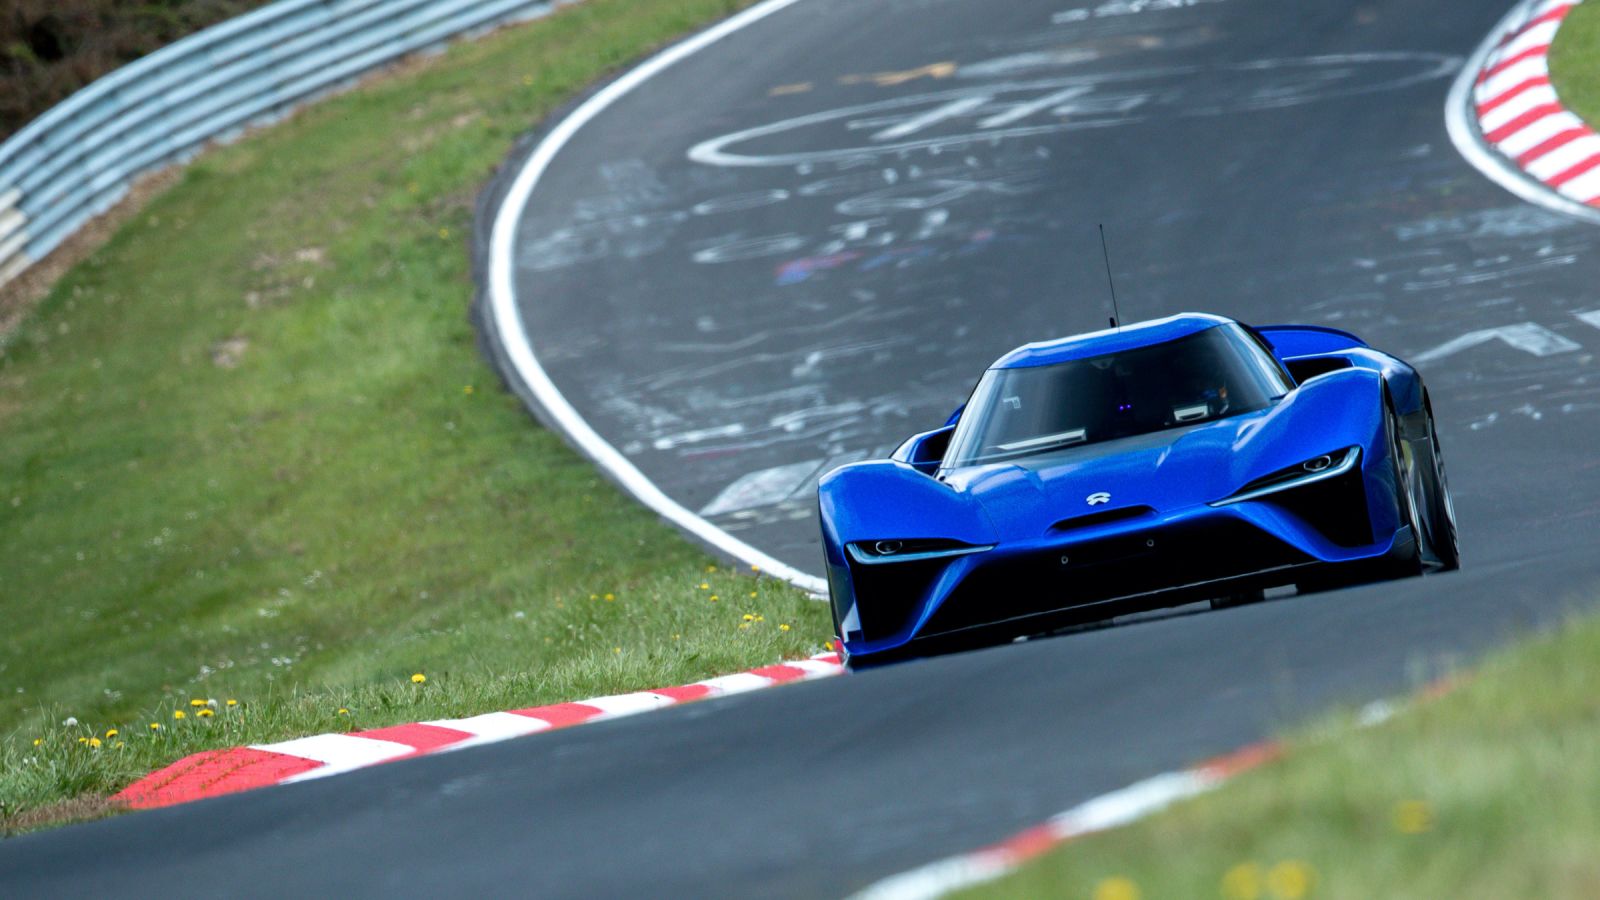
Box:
left=485, top=0, right=826, bottom=594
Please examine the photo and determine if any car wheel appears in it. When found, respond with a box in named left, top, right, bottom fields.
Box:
left=1385, top=397, right=1426, bottom=578
left=1420, top=403, right=1461, bottom=571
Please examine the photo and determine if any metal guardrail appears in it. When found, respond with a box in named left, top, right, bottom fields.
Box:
left=0, top=0, right=567, bottom=288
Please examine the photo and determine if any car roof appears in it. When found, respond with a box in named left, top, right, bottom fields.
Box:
left=990, top=313, right=1236, bottom=369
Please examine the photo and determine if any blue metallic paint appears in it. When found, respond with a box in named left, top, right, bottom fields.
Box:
left=991, top=313, right=1232, bottom=369
left=819, top=314, right=1433, bottom=665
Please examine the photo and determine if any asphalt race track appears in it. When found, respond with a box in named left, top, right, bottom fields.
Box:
left=7, top=0, right=1600, bottom=896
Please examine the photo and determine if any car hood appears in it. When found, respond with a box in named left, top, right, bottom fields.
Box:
left=939, top=411, right=1274, bottom=541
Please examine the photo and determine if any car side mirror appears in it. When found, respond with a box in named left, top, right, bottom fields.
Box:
left=892, top=425, right=956, bottom=475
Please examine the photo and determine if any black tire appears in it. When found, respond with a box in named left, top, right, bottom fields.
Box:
left=1419, top=402, right=1462, bottom=571
left=1385, top=396, right=1426, bottom=578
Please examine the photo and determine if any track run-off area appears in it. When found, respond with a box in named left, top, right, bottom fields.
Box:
left=8, top=0, right=1600, bottom=896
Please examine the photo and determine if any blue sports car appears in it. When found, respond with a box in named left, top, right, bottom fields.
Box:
left=818, top=313, right=1459, bottom=668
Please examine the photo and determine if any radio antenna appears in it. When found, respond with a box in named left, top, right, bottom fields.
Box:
left=1098, top=224, right=1122, bottom=330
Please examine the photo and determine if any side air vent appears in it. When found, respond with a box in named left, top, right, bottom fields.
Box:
left=1050, top=505, right=1156, bottom=533
left=1286, top=356, right=1352, bottom=384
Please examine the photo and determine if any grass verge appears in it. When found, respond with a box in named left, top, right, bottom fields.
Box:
left=960, top=608, right=1600, bottom=899
left=1549, top=0, right=1600, bottom=129
left=0, top=0, right=830, bottom=831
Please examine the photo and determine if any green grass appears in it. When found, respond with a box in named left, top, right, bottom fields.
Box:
left=1549, top=1, right=1600, bottom=129
left=0, top=0, right=830, bottom=828
left=960, top=607, right=1600, bottom=899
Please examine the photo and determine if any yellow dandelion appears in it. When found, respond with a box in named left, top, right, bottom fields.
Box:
left=738, top=622, right=750, bottom=630
left=1267, top=861, right=1314, bottom=899
left=463, top=385, right=474, bottom=395
left=438, top=227, right=451, bottom=240
left=590, top=593, right=598, bottom=600
left=226, top=699, right=238, bottom=707
left=88, top=737, right=102, bottom=748
left=78, top=736, right=89, bottom=744
left=411, top=673, right=427, bottom=684
left=189, top=698, right=206, bottom=707
left=706, top=565, right=717, bottom=573
left=780, top=623, right=791, bottom=632
left=742, top=614, right=755, bottom=621
left=105, top=728, right=118, bottom=738
left=173, top=710, right=186, bottom=720
left=604, top=593, right=615, bottom=601
left=1093, top=876, right=1140, bottom=900
left=699, top=582, right=710, bottom=590
left=673, top=634, right=681, bottom=641
left=114, top=741, right=125, bottom=749
left=338, top=708, right=350, bottom=716
left=149, top=722, right=162, bottom=731
left=751, top=564, right=760, bottom=572
left=32, top=738, right=41, bottom=746
left=1221, top=862, right=1262, bottom=900
left=1395, top=799, right=1432, bottom=834
left=749, top=591, right=758, bottom=598
left=613, top=647, right=621, bottom=654
left=198, top=708, right=215, bottom=718
left=709, top=595, right=719, bottom=602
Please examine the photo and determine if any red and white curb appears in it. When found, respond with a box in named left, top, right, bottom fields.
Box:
left=848, top=683, right=1458, bottom=900
left=848, top=741, right=1284, bottom=900
left=114, top=651, right=842, bottom=810
left=1450, top=0, right=1600, bottom=221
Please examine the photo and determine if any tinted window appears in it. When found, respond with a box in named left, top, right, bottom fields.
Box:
left=942, top=325, right=1292, bottom=468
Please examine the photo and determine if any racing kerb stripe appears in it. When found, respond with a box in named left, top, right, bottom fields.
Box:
left=112, top=651, right=843, bottom=810
left=848, top=678, right=1463, bottom=900
left=1447, top=0, right=1600, bottom=222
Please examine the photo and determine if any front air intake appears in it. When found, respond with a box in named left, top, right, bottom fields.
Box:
left=1050, top=505, right=1156, bottom=533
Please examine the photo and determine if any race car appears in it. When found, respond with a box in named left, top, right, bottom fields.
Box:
left=818, top=313, right=1458, bottom=668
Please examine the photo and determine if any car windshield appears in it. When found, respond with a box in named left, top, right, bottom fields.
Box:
left=941, top=324, right=1292, bottom=469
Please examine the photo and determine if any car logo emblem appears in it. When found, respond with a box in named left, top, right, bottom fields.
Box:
left=1086, top=492, right=1111, bottom=506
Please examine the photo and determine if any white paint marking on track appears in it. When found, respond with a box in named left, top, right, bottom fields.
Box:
left=1412, top=322, right=1581, bottom=363
left=485, top=0, right=827, bottom=595
left=700, top=459, right=824, bottom=516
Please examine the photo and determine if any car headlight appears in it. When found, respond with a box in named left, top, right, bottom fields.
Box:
left=846, top=538, right=995, bottom=565
left=1210, top=446, right=1361, bottom=507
